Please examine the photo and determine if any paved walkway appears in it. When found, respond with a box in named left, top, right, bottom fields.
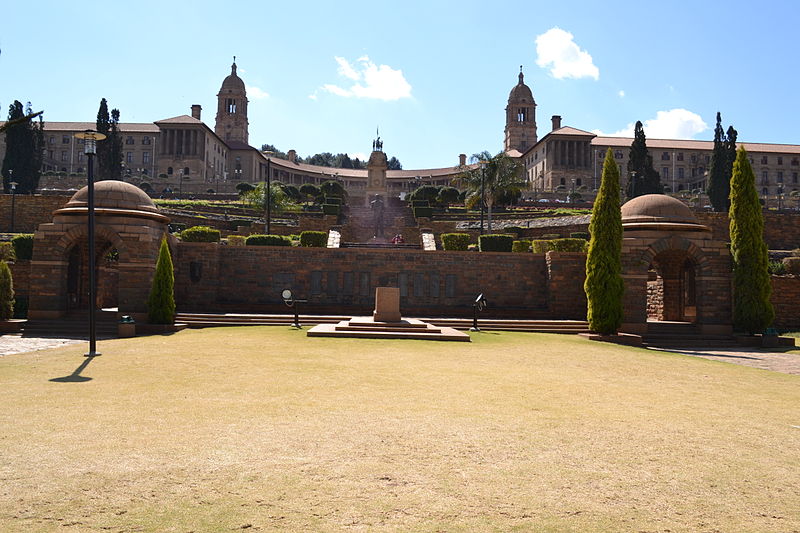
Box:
left=1, top=332, right=798, bottom=375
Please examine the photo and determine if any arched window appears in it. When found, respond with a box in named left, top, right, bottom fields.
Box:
left=167, top=167, right=173, bottom=175
left=184, top=167, right=190, bottom=175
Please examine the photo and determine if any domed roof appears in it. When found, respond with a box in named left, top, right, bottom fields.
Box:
left=57, top=180, right=167, bottom=222
left=509, top=70, right=534, bottom=102
left=220, top=61, right=245, bottom=92
left=621, top=194, right=707, bottom=232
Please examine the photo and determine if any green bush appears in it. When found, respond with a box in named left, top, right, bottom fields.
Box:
left=782, top=257, right=800, bottom=275
left=533, top=238, right=588, bottom=253
left=147, top=238, right=175, bottom=324
left=570, top=232, right=590, bottom=240
left=413, top=207, right=433, bottom=218
left=0, top=260, right=13, bottom=320
left=179, top=226, right=220, bottom=243
left=324, top=197, right=342, bottom=205
left=769, top=260, right=787, bottom=275
left=300, top=231, right=327, bottom=247
left=512, top=239, right=531, bottom=253
left=411, top=200, right=430, bottom=207
left=479, top=234, right=514, bottom=252
left=245, top=234, right=292, bottom=246
left=322, top=204, right=340, bottom=216
left=441, top=233, right=471, bottom=251
left=504, top=226, right=524, bottom=237
left=227, top=235, right=246, bottom=247
left=11, top=234, right=34, bottom=260
left=0, top=242, right=14, bottom=262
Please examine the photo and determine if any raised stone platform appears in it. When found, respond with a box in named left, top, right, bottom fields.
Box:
left=307, top=317, right=470, bottom=341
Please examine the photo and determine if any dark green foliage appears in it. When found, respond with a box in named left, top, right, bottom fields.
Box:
left=626, top=121, right=662, bottom=199
left=768, top=261, right=787, bottom=275
left=413, top=207, right=433, bottom=218
left=96, top=99, right=123, bottom=180
left=585, top=148, right=624, bottom=334
left=387, top=156, right=402, bottom=170
left=411, top=200, right=430, bottom=207
left=707, top=112, right=738, bottom=212
left=512, top=240, right=531, bottom=253
left=478, top=234, right=514, bottom=252
left=299, top=183, right=320, bottom=205
left=2, top=101, right=44, bottom=194
left=456, top=150, right=525, bottom=232
left=730, top=147, right=774, bottom=333
left=0, top=242, right=13, bottom=262
left=320, top=180, right=346, bottom=201
left=532, top=238, right=588, bottom=253
left=324, top=196, right=342, bottom=205
left=322, top=204, right=340, bottom=216
left=441, top=233, right=471, bottom=251
left=236, top=182, right=255, bottom=195
left=11, top=234, right=34, bottom=260
left=408, top=185, right=440, bottom=204
left=300, top=231, right=327, bottom=247
left=570, top=232, right=590, bottom=240
left=437, top=187, right=460, bottom=208
left=0, top=260, right=14, bottom=320
left=245, top=234, right=292, bottom=246
left=504, top=226, right=524, bottom=237
left=179, top=226, right=220, bottom=243
left=147, top=238, right=175, bottom=324
left=281, top=184, right=302, bottom=203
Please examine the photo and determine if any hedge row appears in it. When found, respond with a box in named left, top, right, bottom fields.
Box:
left=245, top=234, right=292, bottom=246
left=180, top=226, right=220, bottom=243
left=441, top=233, right=471, bottom=251
left=300, top=231, right=327, bottom=247
left=532, top=238, right=588, bottom=253
left=479, top=234, right=514, bottom=252
left=12, top=234, right=34, bottom=260
left=512, top=239, right=531, bottom=253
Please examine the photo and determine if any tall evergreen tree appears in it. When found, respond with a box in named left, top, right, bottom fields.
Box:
left=729, top=147, right=774, bottom=334
left=585, top=148, right=624, bottom=334
left=706, top=113, right=738, bottom=212
left=95, top=99, right=123, bottom=180
left=0, top=260, right=13, bottom=320
left=2, top=101, right=44, bottom=194
left=626, top=121, right=662, bottom=199
left=147, top=238, right=175, bottom=324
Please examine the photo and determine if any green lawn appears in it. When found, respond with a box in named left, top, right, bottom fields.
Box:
left=1, top=328, right=798, bottom=532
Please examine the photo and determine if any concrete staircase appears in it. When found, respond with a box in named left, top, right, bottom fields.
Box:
left=642, top=321, right=738, bottom=349
left=174, top=312, right=591, bottom=334
left=341, top=204, right=418, bottom=244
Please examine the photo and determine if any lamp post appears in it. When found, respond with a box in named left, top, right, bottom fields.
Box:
left=178, top=168, right=185, bottom=196
left=74, top=129, right=106, bottom=358
left=479, top=161, right=487, bottom=235
left=266, top=157, right=272, bottom=234
left=9, top=179, right=18, bottom=232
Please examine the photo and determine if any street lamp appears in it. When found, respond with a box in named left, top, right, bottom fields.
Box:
left=9, top=179, right=18, bottom=232
left=74, top=129, right=107, bottom=358
left=266, top=157, right=272, bottom=234
left=479, top=161, right=487, bottom=235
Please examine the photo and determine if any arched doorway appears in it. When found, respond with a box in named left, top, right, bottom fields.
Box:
left=647, top=250, right=697, bottom=323
left=64, top=239, right=120, bottom=311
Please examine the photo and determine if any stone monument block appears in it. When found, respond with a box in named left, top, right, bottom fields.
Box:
left=373, top=287, right=401, bottom=322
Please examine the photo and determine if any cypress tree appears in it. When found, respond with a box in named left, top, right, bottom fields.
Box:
left=585, top=148, right=624, bottom=334
left=147, top=238, right=175, bottom=324
left=96, top=99, right=123, bottom=180
left=706, top=112, right=728, bottom=211
left=0, top=260, right=14, bottom=321
left=2, top=101, right=44, bottom=194
left=729, top=147, right=774, bottom=334
left=626, top=121, right=662, bottom=199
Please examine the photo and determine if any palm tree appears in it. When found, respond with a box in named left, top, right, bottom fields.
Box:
left=455, top=150, right=525, bottom=232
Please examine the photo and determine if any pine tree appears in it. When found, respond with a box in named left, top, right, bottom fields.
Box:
left=729, top=147, right=774, bottom=334
left=147, top=238, right=175, bottom=324
left=584, top=148, right=624, bottom=334
left=95, top=99, right=123, bottom=180
left=0, top=260, right=14, bottom=320
left=2, top=101, right=44, bottom=194
left=706, top=113, right=738, bottom=212
left=626, top=121, right=662, bottom=199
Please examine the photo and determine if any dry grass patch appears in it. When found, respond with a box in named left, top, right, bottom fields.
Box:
left=0, top=328, right=798, bottom=532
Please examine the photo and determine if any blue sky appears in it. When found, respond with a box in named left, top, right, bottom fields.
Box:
left=1, top=0, right=798, bottom=169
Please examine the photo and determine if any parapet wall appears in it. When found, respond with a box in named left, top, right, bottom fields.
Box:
left=0, top=194, right=70, bottom=233
left=174, top=244, right=588, bottom=319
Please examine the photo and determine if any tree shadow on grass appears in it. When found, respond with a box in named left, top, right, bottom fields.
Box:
left=49, top=355, right=97, bottom=383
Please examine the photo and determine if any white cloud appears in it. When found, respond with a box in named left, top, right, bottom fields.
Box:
left=348, top=152, right=367, bottom=161
left=322, top=56, right=412, bottom=101
left=618, top=90, right=625, bottom=98
left=535, top=27, right=599, bottom=80
left=246, top=85, right=269, bottom=99
left=592, top=108, right=708, bottom=139
left=308, top=92, right=318, bottom=101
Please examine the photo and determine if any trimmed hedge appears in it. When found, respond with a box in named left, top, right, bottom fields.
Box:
left=180, top=226, right=220, bottom=243
left=300, top=231, right=327, bottom=247
left=245, top=234, right=292, bottom=246
left=512, top=239, right=531, bottom=253
left=322, top=204, right=340, bottom=216
left=413, top=206, right=433, bottom=218
left=11, top=234, right=34, bottom=260
left=441, top=233, right=471, bottom=251
left=412, top=200, right=430, bottom=207
left=226, top=235, right=246, bottom=247
left=479, top=234, right=514, bottom=252
left=0, top=242, right=14, bottom=261
left=324, top=196, right=342, bottom=205
left=532, top=238, right=588, bottom=254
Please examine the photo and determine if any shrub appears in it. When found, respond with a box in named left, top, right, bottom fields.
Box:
left=300, top=231, right=327, bottom=247
left=322, top=204, right=340, bottom=216
left=0, top=242, right=14, bottom=262
left=769, top=260, right=787, bottom=275
left=570, top=232, right=590, bottom=240
left=512, top=240, right=531, bottom=253
left=236, top=182, right=255, bottom=195
left=324, top=197, right=342, bottom=205
left=227, top=235, right=246, bottom=247
left=411, top=200, right=430, bottom=207
left=245, top=234, right=292, bottom=246
left=413, top=206, right=433, bottom=218
left=179, top=226, right=220, bottom=243
left=479, top=234, right=514, bottom=252
left=783, top=256, right=800, bottom=275
left=534, top=238, right=589, bottom=253
left=0, top=261, right=14, bottom=320
left=441, top=233, right=471, bottom=251
left=147, top=238, right=175, bottom=324
left=504, top=226, right=524, bottom=237
left=11, top=234, right=34, bottom=260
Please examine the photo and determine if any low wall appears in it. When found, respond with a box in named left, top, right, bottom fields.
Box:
left=770, top=276, right=800, bottom=329
left=696, top=211, right=800, bottom=250
left=0, top=194, right=70, bottom=233
left=175, top=244, right=588, bottom=319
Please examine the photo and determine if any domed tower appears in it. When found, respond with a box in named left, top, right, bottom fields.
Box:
left=504, top=66, right=537, bottom=153
left=215, top=58, right=249, bottom=144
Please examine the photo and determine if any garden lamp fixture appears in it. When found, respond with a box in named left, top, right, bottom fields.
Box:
left=282, top=289, right=308, bottom=329
left=470, top=293, right=488, bottom=332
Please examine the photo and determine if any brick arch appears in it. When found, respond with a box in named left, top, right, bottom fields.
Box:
left=636, top=235, right=712, bottom=277
left=54, top=224, right=127, bottom=260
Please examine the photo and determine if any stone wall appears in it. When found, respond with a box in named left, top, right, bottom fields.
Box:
left=0, top=194, right=70, bottom=233
left=175, top=244, right=588, bottom=319
left=8, top=260, right=30, bottom=297
left=696, top=211, right=800, bottom=250
left=770, top=276, right=800, bottom=329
